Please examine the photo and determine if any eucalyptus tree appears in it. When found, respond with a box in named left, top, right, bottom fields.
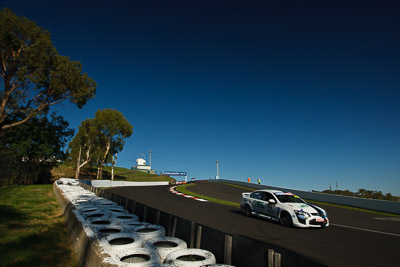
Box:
left=69, top=119, right=97, bottom=179
left=70, top=109, right=133, bottom=180
left=93, top=109, right=133, bottom=180
left=0, top=8, right=96, bottom=131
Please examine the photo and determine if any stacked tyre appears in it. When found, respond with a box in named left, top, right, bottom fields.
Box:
left=55, top=178, right=233, bottom=266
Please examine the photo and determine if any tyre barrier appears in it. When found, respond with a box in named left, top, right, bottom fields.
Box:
left=145, top=236, right=187, bottom=263
left=122, top=220, right=150, bottom=228
left=96, top=226, right=123, bottom=237
left=55, top=178, right=227, bottom=266
left=113, top=248, right=161, bottom=266
left=95, top=199, right=118, bottom=207
left=83, top=210, right=111, bottom=219
left=201, top=265, right=236, bottom=267
left=164, top=249, right=216, bottom=267
left=103, top=205, right=126, bottom=212
left=100, top=232, right=144, bottom=251
left=114, top=214, right=140, bottom=223
left=131, top=224, right=166, bottom=241
left=145, top=264, right=174, bottom=267
left=79, top=206, right=101, bottom=214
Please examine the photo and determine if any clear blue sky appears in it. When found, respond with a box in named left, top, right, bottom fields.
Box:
left=4, top=1, right=400, bottom=195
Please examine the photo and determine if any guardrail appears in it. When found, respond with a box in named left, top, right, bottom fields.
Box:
left=212, top=179, right=400, bottom=215
left=79, top=183, right=325, bottom=267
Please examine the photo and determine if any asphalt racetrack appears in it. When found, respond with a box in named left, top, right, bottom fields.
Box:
left=108, top=182, right=400, bottom=266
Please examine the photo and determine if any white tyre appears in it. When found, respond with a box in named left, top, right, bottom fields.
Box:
left=78, top=206, right=100, bottom=214
left=88, top=216, right=114, bottom=227
left=94, top=199, right=117, bottom=207
left=131, top=224, right=166, bottom=241
left=75, top=203, right=97, bottom=210
left=100, top=232, right=144, bottom=251
left=122, top=221, right=150, bottom=228
left=164, top=249, right=216, bottom=267
left=145, top=264, right=174, bottom=267
left=115, top=248, right=161, bottom=266
left=145, top=236, right=187, bottom=263
left=84, top=211, right=111, bottom=220
left=201, top=265, right=236, bottom=267
left=72, top=198, right=90, bottom=205
left=102, top=205, right=126, bottom=212
left=94, top=225, right=124, bottom=237
left=114, top=214, right=140, bottom=223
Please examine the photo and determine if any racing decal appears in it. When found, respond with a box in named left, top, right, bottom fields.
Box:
left=308, top=204, right=325, bottom=218
left=274, top=192, right=294, bottom=196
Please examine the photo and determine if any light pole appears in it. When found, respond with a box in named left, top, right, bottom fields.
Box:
left=216, top=160, right=219, bottom=179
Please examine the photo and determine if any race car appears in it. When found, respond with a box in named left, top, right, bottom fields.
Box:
left=240, top=189, right=329, bottom=228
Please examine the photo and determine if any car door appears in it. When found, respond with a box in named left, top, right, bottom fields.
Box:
left=262, top=192, right=278, bottom=217
left=249, top=191, right=265, bottom=215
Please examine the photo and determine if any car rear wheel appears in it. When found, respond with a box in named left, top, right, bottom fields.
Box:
left=242, top=205, right=252, bottom=217
left=280, top=212, right=292, bottom=227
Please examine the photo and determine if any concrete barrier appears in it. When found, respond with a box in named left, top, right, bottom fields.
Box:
left=212, top=179, right=400, bottom=215
left=80, top=180, right=170, bottom=188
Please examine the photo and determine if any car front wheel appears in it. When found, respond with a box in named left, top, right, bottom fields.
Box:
left=242, top=205, right=252, bottom=217
left=279, top=212, right=292, bottom=227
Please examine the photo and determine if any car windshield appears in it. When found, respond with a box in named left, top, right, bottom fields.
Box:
left=274, top=193, right=305, bottom=203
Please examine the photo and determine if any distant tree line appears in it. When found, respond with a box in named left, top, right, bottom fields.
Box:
left=313, top=188, right=400, bottom=202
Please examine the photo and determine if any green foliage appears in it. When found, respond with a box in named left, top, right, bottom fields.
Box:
left=0, top=8, right=96, bottom=130
left=0, top=113, right=74, bottom=185
left=0, top=185, right=77, bottom=266
left=69, top=109, right=133, bottom=179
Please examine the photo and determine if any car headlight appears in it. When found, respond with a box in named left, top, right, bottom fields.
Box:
left=294, top=210, right=311, bottom=219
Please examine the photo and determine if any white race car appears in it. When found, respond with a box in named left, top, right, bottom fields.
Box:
left=240, top=189, right=329, bottom=228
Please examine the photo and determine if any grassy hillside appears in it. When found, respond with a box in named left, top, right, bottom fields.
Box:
left=51, top=162, right=173, bottom=182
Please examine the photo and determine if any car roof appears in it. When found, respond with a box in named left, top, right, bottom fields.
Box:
left=254, top=189, right=286, bottom=194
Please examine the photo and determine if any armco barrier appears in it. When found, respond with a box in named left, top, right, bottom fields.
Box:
left=212, top=179, right=400, bottom=215
left=81, top=183, right=325, bottom=267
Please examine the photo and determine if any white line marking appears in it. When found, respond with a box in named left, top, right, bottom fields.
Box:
left=331, top=223, right=400, bottom=238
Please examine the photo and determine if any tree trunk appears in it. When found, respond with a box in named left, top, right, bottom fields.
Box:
left=111, top=153, right=117, bottom=181
left=96, top=156, right=101, bottom=180
left=97, top=165, right=101, bottom=180
left=75, top=146, right=82, bottom=179
left=99, top=141, right=111, bottom=180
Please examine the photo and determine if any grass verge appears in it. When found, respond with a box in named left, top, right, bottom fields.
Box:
left=0, top=185, right=78, bottom=267
left=176, top=183, right=240, bottom=207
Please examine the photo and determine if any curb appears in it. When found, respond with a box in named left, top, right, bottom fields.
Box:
left=169, top=186, right=208, bottom=202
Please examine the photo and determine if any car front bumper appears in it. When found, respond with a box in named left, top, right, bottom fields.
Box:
left=293, top=215, right=329, bottom=228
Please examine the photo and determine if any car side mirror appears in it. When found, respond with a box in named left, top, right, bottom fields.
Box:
left=268, top=199, right=276, bottom=204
